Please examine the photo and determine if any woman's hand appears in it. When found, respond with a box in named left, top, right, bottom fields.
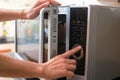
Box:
left=42, top=46, right=81, bottom=80
left=22, top=0, right=61, bottom=19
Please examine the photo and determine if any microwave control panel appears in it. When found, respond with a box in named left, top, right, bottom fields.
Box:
left=69, top=7, right=88, bottom=76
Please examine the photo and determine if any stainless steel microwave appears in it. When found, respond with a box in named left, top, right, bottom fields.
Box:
left=63, top=5, right=120, bottom=80
left=15, top=5, right=120, bottom=80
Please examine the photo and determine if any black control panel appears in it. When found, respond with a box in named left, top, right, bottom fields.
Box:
left=69, top=7, right=88, bottom=76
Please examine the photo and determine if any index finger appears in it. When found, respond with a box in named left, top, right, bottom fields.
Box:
left=61, top=46, right=81, bottom=58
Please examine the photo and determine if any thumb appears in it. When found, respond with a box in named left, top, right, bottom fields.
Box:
left=61, top=46, right=81, bottom=58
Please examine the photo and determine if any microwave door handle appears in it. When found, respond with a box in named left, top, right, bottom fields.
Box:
left=39, top=5, right=58, bottom=63
left=39, top=8, right=50, bottom=63
left=39, top=5, right=58, bottom=80
left=48, top=5, right=58, bottom=61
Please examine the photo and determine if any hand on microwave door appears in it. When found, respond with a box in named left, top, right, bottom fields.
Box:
left=0, top=0, right=61, bottom=22
left=42, top=46, right=81, bottom=80
left=0, top=46, right=81, bottom=79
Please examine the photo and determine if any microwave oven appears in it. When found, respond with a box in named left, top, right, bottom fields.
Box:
left=63, top=5, right=120, bottom=80
left=15, top=5, right=120, bottom=80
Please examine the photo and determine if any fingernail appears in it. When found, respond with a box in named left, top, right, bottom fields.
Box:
left=77, top=46, right=81, bottom=49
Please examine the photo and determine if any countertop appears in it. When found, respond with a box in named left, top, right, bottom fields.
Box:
left=0, top=37, right=14, bottom=44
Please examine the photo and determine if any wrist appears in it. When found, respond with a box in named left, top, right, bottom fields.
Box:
left=42, top=63, right=48, bottom=79
left=35, top=63, right=48, bottom=79
left=42, top=63, right=50, bottom=79
left=20, top=9, right=27, bottom=19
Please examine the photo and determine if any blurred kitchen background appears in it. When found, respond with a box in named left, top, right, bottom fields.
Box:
left=0, top=0, right=120, bottom=80
left=0, top=0, right=37, bottom=54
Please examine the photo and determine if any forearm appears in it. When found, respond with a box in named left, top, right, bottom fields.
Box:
left=0, top=54, right=44, bottom=78
left=0, top=9, right=25, bottom=22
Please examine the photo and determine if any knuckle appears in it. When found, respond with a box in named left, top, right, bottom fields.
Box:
left=73, top=65, right=76, bottom=69
left=62, top=63, right=67, bottom=69
left=73, top=60, right=77, bottom=64
left=61, top=58, right=66, bottom=63
left=67, top=72, right=74, bottom=77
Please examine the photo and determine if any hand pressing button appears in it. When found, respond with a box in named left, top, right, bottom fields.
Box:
left=72, top=44, right=84, bottom=60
